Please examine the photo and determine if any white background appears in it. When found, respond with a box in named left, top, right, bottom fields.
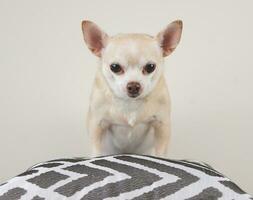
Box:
left=0, top=0, right=252, bottom=194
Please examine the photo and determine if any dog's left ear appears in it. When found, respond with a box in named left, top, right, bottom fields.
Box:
left=156, top=20, right=183, bottom=57
left=81, top=20, right=109, bottom=57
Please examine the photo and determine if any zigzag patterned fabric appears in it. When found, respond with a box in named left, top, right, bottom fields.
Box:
left=0, top=154, right=251, bottom=200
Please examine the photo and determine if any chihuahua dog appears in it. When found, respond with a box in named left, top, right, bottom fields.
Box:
left=81, top=20, right=182, bottom=157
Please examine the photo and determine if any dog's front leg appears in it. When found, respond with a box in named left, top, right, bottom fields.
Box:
left=90, top=124, right=104, bottom=157
left=153, top=120, right=171, bottom=157
left=89, top=119, right=110, bottom=157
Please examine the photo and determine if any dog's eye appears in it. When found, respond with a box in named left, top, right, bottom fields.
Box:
left=143, top=63, right=156, bottom=74
left=110, top=63, right=124, bottom=74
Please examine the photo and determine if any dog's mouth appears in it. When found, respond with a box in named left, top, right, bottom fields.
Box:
left=127, top=93, right=141, bottom=98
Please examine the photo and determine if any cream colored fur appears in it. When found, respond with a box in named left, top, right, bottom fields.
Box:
left=82, top=20, right=183, bottom=157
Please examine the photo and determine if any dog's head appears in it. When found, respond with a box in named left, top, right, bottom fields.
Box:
left=81, top=20, right=182, bottom=99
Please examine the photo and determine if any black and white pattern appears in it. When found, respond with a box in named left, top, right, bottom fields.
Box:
left=0, top=154, right=251, bottom=200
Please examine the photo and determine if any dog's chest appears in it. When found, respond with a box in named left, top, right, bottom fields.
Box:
left=126, top=112, right=137, bottom=126
left=102, top=121, right=155, bottom=155
left=100, top=100, right=156, bottom=155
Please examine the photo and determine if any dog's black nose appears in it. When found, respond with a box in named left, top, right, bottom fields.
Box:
left=127, top=82, right=141, bottom=97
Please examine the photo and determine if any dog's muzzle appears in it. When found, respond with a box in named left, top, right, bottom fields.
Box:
left=127, top=82, right=141, bottom=98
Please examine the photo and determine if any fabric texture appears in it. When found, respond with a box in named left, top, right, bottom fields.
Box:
left=0, top=154, right=252, bottom=200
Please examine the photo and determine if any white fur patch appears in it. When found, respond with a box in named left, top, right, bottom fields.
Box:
left=127, top=112, right=137, bottom=127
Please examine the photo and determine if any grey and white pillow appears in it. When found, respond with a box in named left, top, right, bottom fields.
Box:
left=0, top=154, right=252, bottom=200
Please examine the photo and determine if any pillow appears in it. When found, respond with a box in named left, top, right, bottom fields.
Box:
left=0, top=154, right=252, bottom=200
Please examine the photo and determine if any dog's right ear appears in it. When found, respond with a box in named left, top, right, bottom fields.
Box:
left=81, top=20, right=108, bottom=57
